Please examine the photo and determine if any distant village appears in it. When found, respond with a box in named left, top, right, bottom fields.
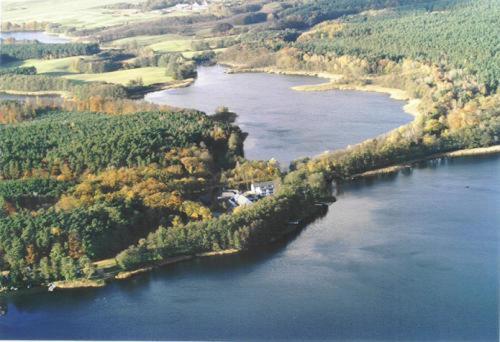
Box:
left=158, top=1, right=210, bottom=14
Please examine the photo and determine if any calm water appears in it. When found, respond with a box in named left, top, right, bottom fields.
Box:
left=0, top=31, right=69, bottom=44
left=1, top=156, right=498, bottom=340
left=0, top=92, right=61, bottom=103
left=1, top=69, right=498, bottom=340
left=146, top=65, right=412, bottom=166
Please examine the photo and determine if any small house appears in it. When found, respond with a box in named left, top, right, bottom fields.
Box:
left=251, top=181, right=275, bottom=196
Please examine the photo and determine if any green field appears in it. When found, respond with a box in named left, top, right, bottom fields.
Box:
left=182, top=48, right=227, bottom=58
left=1, top=0, right=195, bottom=29
left=0, top=56, right=81, bottom=75
left=148, top=38, right=195, bottom=53
left=63, top=67, right=173, bottom=85
left=106, top=34, right=189, bottom=48
left=108, top=33, right=232, bottom=55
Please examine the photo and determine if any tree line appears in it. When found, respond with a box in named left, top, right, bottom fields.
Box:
left=0, top=74, right=128, bottom=99
left=0, top=43, right=100, bottom=61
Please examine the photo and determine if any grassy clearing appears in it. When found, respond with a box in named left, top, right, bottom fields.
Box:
left=63, top=67, right=173, bottom=85
left=0, top=56, right=82, bottom=75
left=148, top=38, right=194, bottom=53
left=183, top=47, right=227, bottom=58
left=147, top=36, right=229, bottom=56
left=94, top=258, right=118, bottom=270
left=107, top=34, right=188, bottom=48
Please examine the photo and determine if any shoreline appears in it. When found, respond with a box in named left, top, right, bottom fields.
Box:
left=129, top=78, right=195, bottom=99
left=2, top=145, right=497, bottom=295
left=0, top=78, right=193, bottom=101
left=0, top=90, right=69, bottom=97
left=1, top=205, right=326, bottom=294
left=350, top=145, right=500, bottom=179
left=1, top=64, right=496, bottom=295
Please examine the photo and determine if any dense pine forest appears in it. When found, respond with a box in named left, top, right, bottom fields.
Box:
left=296, top=0, right=499, bottom=91
left=0, top=43, right=100, bottom=62
left=0, top=109, right=244, bottom=286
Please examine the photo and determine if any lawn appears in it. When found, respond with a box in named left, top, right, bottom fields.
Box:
left=63, top=67, right=173, bottom=85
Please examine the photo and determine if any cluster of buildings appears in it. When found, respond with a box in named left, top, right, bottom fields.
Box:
left=218, top=181, right=275, bottom=210
left=160, top=1, right=210, bottom=13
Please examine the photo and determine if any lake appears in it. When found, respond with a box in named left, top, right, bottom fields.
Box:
left=1, top=69, right=498, bottom=340
left=1, top=156, right=498, bottom=340
left=0, top=31, right=70, bottom=44
left=0, top=92, right=62, bottom=103
left=146, top=66, right=413, bottom=166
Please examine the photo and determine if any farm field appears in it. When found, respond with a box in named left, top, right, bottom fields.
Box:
left=62, top=66, right=173, bottom=85
left=1, top=0, right=202, bottom=28
left=0, top=56, right=81, bottom=75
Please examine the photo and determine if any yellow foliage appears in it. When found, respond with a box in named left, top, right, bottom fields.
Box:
left=51, top=226, right=62, bottom=236
left=56, top=195, right=80, bottom=211
left=181, top=201, right=212, bottom=221
left=423, top=135, right=437, bottom=146
left=211, top=126, right=227, bottom=140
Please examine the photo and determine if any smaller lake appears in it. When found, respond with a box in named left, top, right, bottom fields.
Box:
left=146, top=66, right=413, bottom=166
left=0, top=92, right=62, bottom=104
left=0, top=31, right=70, bottom=44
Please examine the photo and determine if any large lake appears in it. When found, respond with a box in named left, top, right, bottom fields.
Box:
left=1, top=69, right=498, bottom=340
left=0, top=31, right=69, bottom=44
left=146, top=65, right=413, bottom=166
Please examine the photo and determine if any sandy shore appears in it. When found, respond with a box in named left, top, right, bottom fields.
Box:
left=52, top=279, right=106, bottom=289
left=161, top=78, right=195, bottom=90
left=351, top=145, right=500, bottom=179
left=225, top=64, right=342, bottom=82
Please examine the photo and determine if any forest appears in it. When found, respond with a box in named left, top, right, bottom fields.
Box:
left=296, top=0, right=499, bottom=92
left=0, top=110, right=241, bottom=179
left=0, top=43, right=100, bottom=61
left=0, top=74, right=128, bottom=98
left=0, top=108, right=244, bottom=287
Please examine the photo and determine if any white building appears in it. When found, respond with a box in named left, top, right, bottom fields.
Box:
left=251, top=181, right=275, bottom=196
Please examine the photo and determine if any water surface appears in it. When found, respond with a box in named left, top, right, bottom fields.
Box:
left=0, top=92, right=61, bottom=103
left=0, top=31, right=69, bottom=44
left=1, top=156, right=498, bottom=340
left=1, top=68, right=497, bottom=340
left=146, top=66, right=412, bottom=166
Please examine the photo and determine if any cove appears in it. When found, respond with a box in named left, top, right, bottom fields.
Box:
left=146, top=65, right=413, bottom=166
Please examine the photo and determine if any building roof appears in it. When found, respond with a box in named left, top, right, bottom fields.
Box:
left=252, top=181, right=275, bottom=188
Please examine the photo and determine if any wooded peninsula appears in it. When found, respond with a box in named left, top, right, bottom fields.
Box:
left=0, top=0, right=498, bottom=292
